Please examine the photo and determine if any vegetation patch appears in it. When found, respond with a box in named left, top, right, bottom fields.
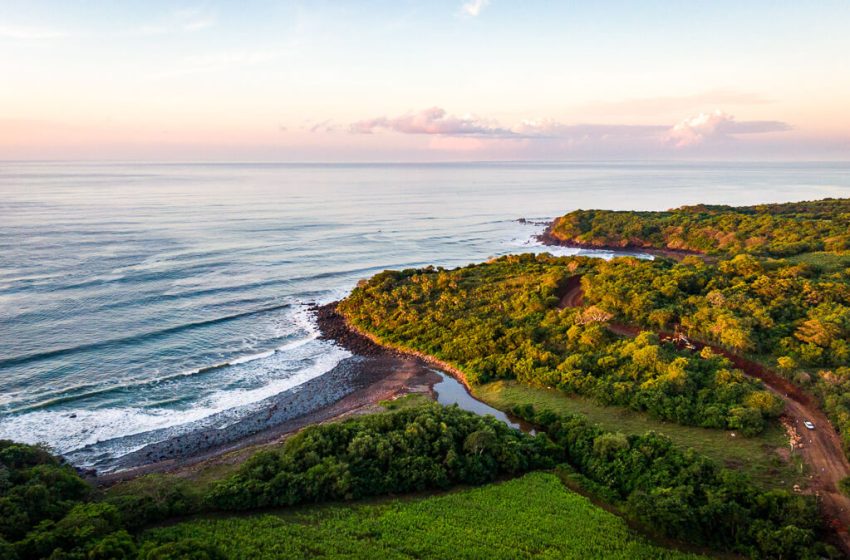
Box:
left=474, top=380, right=805, bottom=490
left=578, top=252, right=850, bottom=453
left=510, top=405, right=831, bottom=559
left=205, top=403, right=553, bottom=510
left=547, top=198, right=850, bottom=256
left=339, top=254, right=782, bottom=434
left=140, top=473, right=706, bottom=560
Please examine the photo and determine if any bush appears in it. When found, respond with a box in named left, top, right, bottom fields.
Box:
left=206, top=404, right=554, bottom=511
left=839, top=476, right=850, bottom=497
left=512, top=404, right=828, bottom=559
left=139, top=538, right=226, bottom=560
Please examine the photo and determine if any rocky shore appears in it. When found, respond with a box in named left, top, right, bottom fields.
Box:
left=537, top=223, right=703, bottom=261
left=95, top=303, right=439, bottom=485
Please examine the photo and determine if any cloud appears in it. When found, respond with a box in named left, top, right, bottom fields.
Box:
left=0, top=24, right=66, bottom=40
left=135, top=8, right=216, bottom=36
left=308, top=119, right=337, bottom=133
left=461, top=0, right=490, bottom=17
left=0, top=8, right=214, bottom=42
left=515, top=119, right=666, bottom=140
left=177, top=9, right=216, bottom=31
left=351, top=107, right=514, bottom=137
left=351, top=109, right=666, bottom=141
left=150, top=49, right=284, bottom=79
left=667, top=110, right=791, bottom=147
left=349, top=107, right=795, bottom=157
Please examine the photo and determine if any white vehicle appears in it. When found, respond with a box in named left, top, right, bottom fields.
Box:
left=803, top=421, right=815, bottom=430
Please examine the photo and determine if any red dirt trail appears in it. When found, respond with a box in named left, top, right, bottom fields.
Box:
left=559, top=279, right=850, bottom=552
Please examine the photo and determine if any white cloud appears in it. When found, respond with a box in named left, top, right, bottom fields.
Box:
left=149, top=49, right=284, bottom=79
left=0, top=24, right=66, bottom=40
left=135, top=8, right=216, bottom=36
left=515, top=119, right=666, bottom=140
left=175, top=8, right=216, bottom=31
left=461, top=0, right=490, bottom=17
left=667, top=110, right=790, bottom=147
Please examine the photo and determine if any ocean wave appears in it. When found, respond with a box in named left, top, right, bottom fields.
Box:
left=0, top=338, right=351, bottom=465
left=2, top=304, right=322, bottom=414
left=509, top=231, right=655, bottom=261
left=228, top=349, right=275, bottom=365
left=0, top=301, right=295, bottom=369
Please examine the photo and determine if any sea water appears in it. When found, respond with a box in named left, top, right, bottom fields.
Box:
left=1, top=161, right=848, bottom=467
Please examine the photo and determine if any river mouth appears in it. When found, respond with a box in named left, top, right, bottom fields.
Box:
left=431, top=370, right=532, bottom=432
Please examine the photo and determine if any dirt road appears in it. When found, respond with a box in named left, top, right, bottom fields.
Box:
left=556, top=276, right=584, bottom=309
left=560, top=280, right=850, bottom=551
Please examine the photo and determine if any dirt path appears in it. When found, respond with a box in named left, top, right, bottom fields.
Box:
left=556, top=276, right=584, bottom=309
left=562, top=282, right=850, bottom=551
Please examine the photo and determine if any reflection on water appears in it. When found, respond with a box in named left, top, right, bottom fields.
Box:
left=432, top=370, right=522, bottom=430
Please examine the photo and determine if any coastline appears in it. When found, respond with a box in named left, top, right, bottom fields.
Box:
left=95, top=303, right=441, bottom=485
left=537, top=223, right=704, bottom=262
left=319, top=302, right=476, bottom=392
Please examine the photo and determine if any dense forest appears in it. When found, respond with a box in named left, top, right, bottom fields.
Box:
left=577, top=249, right=850, bottom=453
left=206, top=403, right=553, bottom=510
left=1, top=400, right=835, bottom=559
left=340, top=244, right=850, bottom=455
left=511, top=405, right=826, bottom=559
left=339, top=255, right=783, bottom=435
left=546, top=198, right=850, bottom=256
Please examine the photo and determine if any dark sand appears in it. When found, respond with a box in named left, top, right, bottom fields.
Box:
left=95, top=303, right=440, bottom=485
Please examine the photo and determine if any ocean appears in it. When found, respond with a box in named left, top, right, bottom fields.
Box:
left=1, top=161, right=848, bottom=469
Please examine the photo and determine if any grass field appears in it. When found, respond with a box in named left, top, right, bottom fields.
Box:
left=785, top=251, right=850, bottom=272
left=473, top=380, right=805, bottom=490
left=141, top=472, right=708, bottom=559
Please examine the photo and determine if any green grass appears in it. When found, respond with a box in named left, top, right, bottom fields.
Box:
left=141, top=472, right=708, bottom=559
left=785, top=251, right=850, bottom=272
left=379, top=392, right=432, bottom=410
left=473, top=380, right=806, bottom=490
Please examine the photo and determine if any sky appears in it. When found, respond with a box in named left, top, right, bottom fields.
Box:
left=1, top=0, right=849, bottom=161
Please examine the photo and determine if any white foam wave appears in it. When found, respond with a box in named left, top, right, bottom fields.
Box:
left=508, top=230, right=655, bottom=261
left=228, top=349, right=275, bottom=365
left=0, top=338, right=351, bottom=464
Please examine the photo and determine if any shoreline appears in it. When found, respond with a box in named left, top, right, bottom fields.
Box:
left=537, top=224, right=705, bottom=262
left=95, top=303, right=441, bottom=486
left=319, top=302, right=476, bottom=393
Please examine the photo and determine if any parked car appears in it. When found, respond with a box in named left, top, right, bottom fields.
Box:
left=803, top=421, right=815, bottom=430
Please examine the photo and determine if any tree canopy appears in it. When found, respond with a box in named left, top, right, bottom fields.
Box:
left=547, top=198, right=850, bottom=256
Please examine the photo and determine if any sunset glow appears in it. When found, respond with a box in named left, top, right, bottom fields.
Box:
left=2, top=1, right=849, bottom=160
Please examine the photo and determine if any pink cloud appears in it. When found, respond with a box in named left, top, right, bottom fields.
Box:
left=350, top=107, right=514, bottom=137
left=348, top=106, right=796, bottom=156
left=667, top=110, right=791, bottom=147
